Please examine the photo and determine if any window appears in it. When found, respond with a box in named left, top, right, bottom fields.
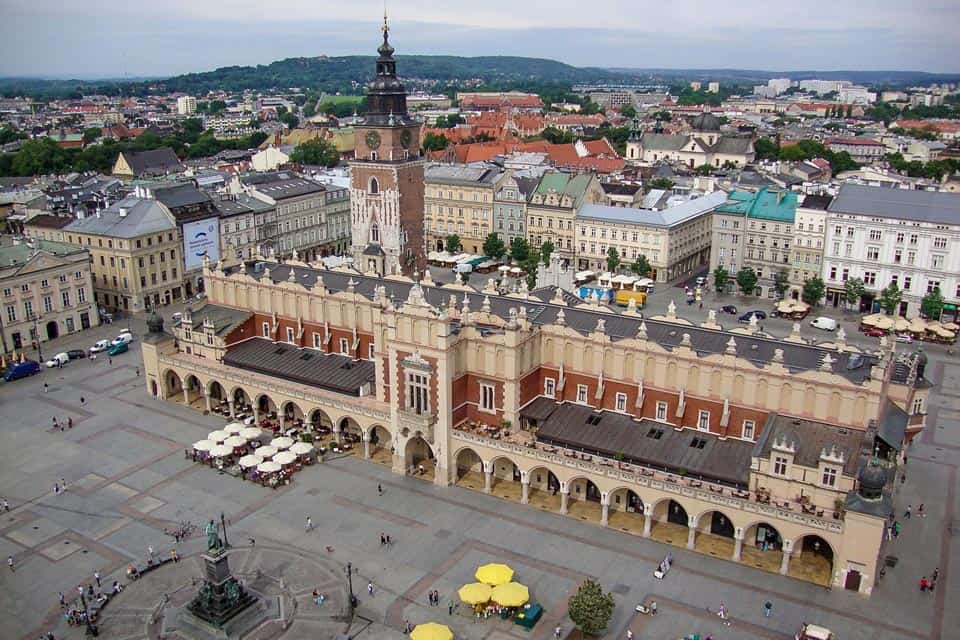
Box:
left=339, top=338, right=349, bottom=354
left=931, top=255, right=944, bottom=269
left=773, top=456, right=788, bottom=476
left=312, top=332, right=321, bottom=348
left=262, top=322, right=270, bottom=337
left=866, top=247, right=879, bottom=261
left=934, top=237, right=947, bottom=249
left=615, top=392, right=627, bottom=412
left=544, top=377, right=556, bottom=398
left=21, top=283, right=29, bottom=293
left=904, top=276, right=912, bottom=290
left=655, top=401, right=667, bottom=421
left=41, top=279, right=49, bottom=288
left=697, top=410, right=710, bottom=431
left=23, top=300, right=33, bottom=318
left=927, top=280, right=941, bottom=294
left=406, top=371, right=430, bottom=415
left=912, top=397, right=924, bottom=414
left=576, top=384, right=588, bottom=403
left=742, top=420, right=755, bottom=441
left=286, top=327, right=295, bottom=343
left=480, top=382, right=496, bottom=412
left=61, top=291, right=70, bottom=307
left=42, top=296, right=52, bottom=313
left=368, top=343, right=376, bottom=359
left=821, top=466, right=837, bottom=487
left=1, top=288, right=9, bottom=297
left=6, top=305, right=15, bottom=323
left=864, top=271, right=876, bottom=286
left=868, top=229, right=882, bottom=241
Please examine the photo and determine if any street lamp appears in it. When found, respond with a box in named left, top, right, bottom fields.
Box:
left=345, top=562, right=357, bottom=611
left=28, top=313, right=42, bottom=363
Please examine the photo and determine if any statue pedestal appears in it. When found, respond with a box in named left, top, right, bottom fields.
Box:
left=173, top=549, right=265, bottom=639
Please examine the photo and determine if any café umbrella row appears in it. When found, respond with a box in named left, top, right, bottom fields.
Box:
left=191, top=422, right=317, bottom=486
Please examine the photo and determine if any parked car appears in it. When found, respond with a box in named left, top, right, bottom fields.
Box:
left=107, top=342, right=129, bottom=356
left=3, top=360, right=40, bottom=381
left=738, top=311, right=765, bottom=323
left=810, top=316, right=838, bottom=331
left=747, top=310, right=767, bottom=320
left=864, top=327, right=887, bottom=338
left=45, top=352, right=70, bottom=368
left=66, top=349, right=86, bottom=360
left=110, top=331, right=134, bottom=346
left=721, top=305, right=738, bottom=314
left=90, top=339, right=111, bottom=353
left=896, top=333, right=914, bottom=343
left=695, top=276, right=707, bottom=286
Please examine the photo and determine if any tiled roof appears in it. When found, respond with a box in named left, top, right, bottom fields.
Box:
left=119, top=148, right=184, bottom=177
left=63, top=196, right=176, bottom=238
left=716, top=188, right=797, bottom=223
left=829, top=184, right=960, bottom=224
left=0, top=240, right=86, bottom=266
left=754, top=413, right=865, bottom=476
left=577, top=190, right=727, bottom=228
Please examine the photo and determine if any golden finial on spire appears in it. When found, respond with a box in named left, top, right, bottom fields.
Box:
left=382, top=7, right=389, bottom=35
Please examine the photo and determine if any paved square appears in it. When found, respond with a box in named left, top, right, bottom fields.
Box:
left=0, top=320, right=957, bottom=640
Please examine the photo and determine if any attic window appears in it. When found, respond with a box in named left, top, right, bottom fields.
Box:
left=690, top=437, right=707, bottom=449
left=586, top=414, right=602, bottom=426
left=646, top=427, right=664, bottom=439
left=273, top=348, right=287, bottom=355
left=300, top=353, right=313, bottom=361
left=751, top=344, right=759, bottom=350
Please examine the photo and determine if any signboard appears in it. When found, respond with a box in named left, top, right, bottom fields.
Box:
left=183, top=218, right=220, bottom=271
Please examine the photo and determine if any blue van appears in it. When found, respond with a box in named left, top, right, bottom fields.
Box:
left=3, top=360, right=40, bottom=381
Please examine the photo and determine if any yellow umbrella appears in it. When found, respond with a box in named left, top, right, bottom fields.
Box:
left=458, top=582, right=492, bottom=605
left=475, top=563, right=514, bottom=586
left=19, top=351, right=25, bottom=363
left=409, top=622, right=453, bottom=640
left=491, top=582, right=529, bottom=607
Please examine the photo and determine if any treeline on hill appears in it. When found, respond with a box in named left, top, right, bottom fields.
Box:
left=0, top=56, right=631, bottom=100
left=0, top=120, right=267, bottom=177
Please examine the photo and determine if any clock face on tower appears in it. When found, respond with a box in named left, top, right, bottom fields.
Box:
left=365, top=130, right=382, bottom=150
left=400, top=129, right=411, bottom=148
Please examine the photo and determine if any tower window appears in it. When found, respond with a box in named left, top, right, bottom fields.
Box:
left=369, top=177, right=379, bottom=193
left=371, top=223, right=380, bottom=243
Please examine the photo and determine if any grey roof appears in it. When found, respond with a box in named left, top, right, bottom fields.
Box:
left=362, top=244, right=385, bottom=256
left=639, top=133, right=752, bottom=155
left=577, top=190, right=727, bottom=228
left=524, top=398, right=753, bottom=486
left=877, top=400, right=908, bottom=451
left=242, top=172, right=325, bottom=200
left=828, top=184, right=960, bottom=225
left=63, top=196, right=176, bottom=238
left=601, top=183, right=641, bottom=196
left=152, top=183, right=212, bottom=210
left=223, top=337, right=375, bottom=396
left=800, top=194, right=833, bottom=210
left=119, top=148, right=184, bottom=177
left=638, top=133, right=687, bottom=152
left=0, top=240, right=86, bottom=267
left=182, top=303, right=251, bottom=336
left=711, top=137, right=754, bottom=154
left=754, top=413, right=864, bottom=476
left=227, top=261, right=878, bottom=385
left=426, top=165, right=503, bottom=186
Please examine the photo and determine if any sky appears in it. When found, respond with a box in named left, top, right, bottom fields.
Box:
left=1, top=0, right=958, bottom=78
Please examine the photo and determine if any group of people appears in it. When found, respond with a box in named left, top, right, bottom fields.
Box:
left=379, top=532, right=393, bottom=547
left=919, top=567, right=941, bottom=592
left=51, top=417, right=73, bottom=432
left=426, top=589, right=441, bottom=606
left=311, top=588, right=326, bottom=606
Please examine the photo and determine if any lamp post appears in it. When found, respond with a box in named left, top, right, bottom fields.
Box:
left=220, top=512, right=230, bottom=549
left=345, top=562, right=357, bottom=611
left=29, top=313, right=42, bottom=363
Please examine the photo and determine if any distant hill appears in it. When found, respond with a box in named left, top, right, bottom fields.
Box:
left=611, top=68, right=960, bottom=87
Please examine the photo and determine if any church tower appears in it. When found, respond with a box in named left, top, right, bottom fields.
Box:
left=350, top=14, right=425, bottom=276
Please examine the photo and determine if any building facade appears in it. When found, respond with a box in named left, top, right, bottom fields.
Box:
left=822, top=185, right=960, bottom=318
left=789, top=195, right=831, bottom=297
left=575, top=191, right=724, bottom=281
left=710, top=188, right=798, bottom=298
left=241, top=173, right=330, bottom=262
left=142, top=258, right=925, bottom=596
left=349, top=19, right=425, bottom=276
left=424, top=165, right=505, bottom=254
left=626, top=114, right=755, bottom=168
left=176, top=96, right=197, bottom=116
left=0, top=240, right=99, bottom=352
left=526, top=171, right=604, bottom=261
left=493, top=172, right=535, bottom=249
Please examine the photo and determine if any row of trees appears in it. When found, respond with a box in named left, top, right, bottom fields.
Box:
left=753, top=138, right=860, bottom=174
left=713, top=266, right=826, bottom=305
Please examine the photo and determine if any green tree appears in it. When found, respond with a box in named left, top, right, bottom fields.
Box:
left=753, top=137, right=780, bottom=160
left=82, top=127, right=101, bottom=145
left=522, top=249, right=541, bottom=290
left=422, top=132, right=449, bottom=152
left=445, top=234, right=462, bottom=254
left=510, top=237, right=530, bottom=263
left=646, top=178, right=674, bottom=191
left=773, top=270, right=790, bottom=298
left=606, top=247, right=621, bottom=272
left=540, top=240, right=555, bottom=265
left=482, top=232, right=506, bottom=260
left=844, top=277, right=866, bottom=311
left=620, top=105, right=637, bottom=119
left=0, top=126, right=24, bottom=145
left=567, top=579, right=615, bottom=638
left=713, top=265, right=730, bottom=293
left=921, top=287, right=945, bottom=320
left=279, top=111, right=299, bottom=129
left=541, top=126, right=574, bottom=144
left=289, top=138, right=339, bottom=168
left=802, top=277, right=826, bottom=306
left=631, top=255, right=652, bottom=277
left=694, top=164, right=714, bottom=176
left=879, top=281, right=902, bottom=315
left=736, top=267, right=758, bottom=295
left=652, top=110, right=672, bottom=122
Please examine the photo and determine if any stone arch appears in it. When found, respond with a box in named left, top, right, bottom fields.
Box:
left=732, top=374, right=745, bottom=402
left=756, top=377, right=768, bottom=406
left=828, top=391, right=842, bottom=419
left=368, top=424, right=392, bottom=465
left=743, top=520, right=783, bottom=550
left=337, top=416, right=363, bottom=441
left=607, top=486, right=646, bottom=533
left=281, top=400, right=305, bottom=427
left=404, top=435, right=435, bottom=477
left=650, top=497, right=690, bottom=546
left=694, top=509, right=736, bottom=538
left=710, top=369, right=723, bottom=396
left=490, top=455, right=521, bottom=485
left=163, top=369, right=183, bottom=399
left=309, top=408, right=333, bottom=431
left=207, top=380, right=227, bottom=403
left=665, top=361, right=677, bottom=388
left=454, top=447, right=484, bottom=485
left=526, top=465, right=560, bottom=493
left=791, top=533, right=835, bottom=586
left=564, top=342, right=575, bottom=365
left=804, top=386, right=817, bottom=410
left=687, top=365, right=700, bottom=390
left=256, top=393, right=278, bottom=420
left=623, top=353, right=635, bottom=379
left=567, top=475, right=602, bottom=503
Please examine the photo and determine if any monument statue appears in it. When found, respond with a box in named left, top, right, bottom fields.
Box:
left=206, top=519, right=223, bottom=552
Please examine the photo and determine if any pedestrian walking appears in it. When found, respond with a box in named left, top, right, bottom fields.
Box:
left=171, top=549, right=179, bottom=563
left=248, top=537, right=256, bottom=547
left=933, top=567, right=940, bottom=582
left=385, top=534, right=392, bottom=546
left=367, top=581, right=374, bottom=596
left=448, top=600, right=454, bottom=616
left=2, top=498, right=9, bottom=511
left=764, top=600, right=773, bottom=617
left=59, top=592, right=65, bottom=607
left=135, top=367, right=140, bottom=377
left=378, top=483, right=383, bottom=495
left=67, top=417, right=73, bottom=429
left=905, top=504, right=912, bottom=519
left=380, top=532, right=386, bottom=546
left=44, top=383, right=48, bottom=393
left=61, top=478, right=67, bottom=491
left=53, top=417, right=58, bottom=430
left=94, top=571, right=101, bottom=587
left=54, top=483, right=61, bottom=495
left=650, top=600, right=657, bottom=615
left=108, top=357, right=112, bottom=365
left=305, top=516, right=313, bottom=531
left=918, top=503, right=925, bottom=518
left=920, top=576, right=929, bottom=592
left=627, top=629, right=634, bottom=640
left=7, top=555, right=13, bottom=571
left=80, top=396, right=85, bottom=405
left=554, top=625, right=562, bottom=639
left=148, top=545, right=155, bottom=562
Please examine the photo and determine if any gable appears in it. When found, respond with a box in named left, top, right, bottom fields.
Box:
left=12, top=251, right=72, bottom=277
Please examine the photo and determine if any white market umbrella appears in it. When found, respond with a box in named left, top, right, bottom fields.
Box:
left=274, top=451, right=297, bottom=466
left=224, top=436, right=247, bottom=449
left=209, top=444, right=233, bottom=458
left=240, top=427, right=263, bottom=440
left=238, top=455, right=261, bottom=468
left=224, top=422, right=245, bottom=435
left=193, top=440, right=214, bottom=452
left=256, top=461, right=281, bottom=473
left=208, top=430, right=229, bottom=443
left=289, top=442, right=314, bottom=456
left=271, top=436, right=294, bottom=450
left=256, top=446, right=278, bottom=459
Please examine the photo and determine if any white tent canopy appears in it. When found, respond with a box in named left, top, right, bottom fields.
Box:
left=240, top=427, right=263, bottom=441
left=238, top=455, right=261, bottom=468
left=271, top=436, right=294, bottom=450
left=207, top=430, right=229, bottom=444
left=223, top=436, right=247, bottom=449
left=274, top=451, right=297, bottom=466
left=224, top=422, right=245, bottom=435
left=289, top=442, right=315, bottom=455
left=209, top=444, right=234, bottom=458
left=193, top=440, right=214, bottom=452
left=256, top=446, right=278, bottom=459
left=256, top=461, right=281, bottom=473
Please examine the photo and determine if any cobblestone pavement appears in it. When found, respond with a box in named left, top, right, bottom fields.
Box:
left=0, top=327, right=957, bottom=640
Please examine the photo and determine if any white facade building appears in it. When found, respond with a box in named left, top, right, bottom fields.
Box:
left=822, top=185, right=960, bottom=318
left=176, top=96, right=197, bottom=115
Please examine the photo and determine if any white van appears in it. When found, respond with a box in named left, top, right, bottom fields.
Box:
left=111, top=331, right=134, bottom=346
left=810, top=316, right=837, bottom=331
left=45, top=352, right=70, bottom=368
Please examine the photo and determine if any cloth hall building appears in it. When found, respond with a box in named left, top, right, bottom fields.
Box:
left=141, top=252, right=926, bottom=596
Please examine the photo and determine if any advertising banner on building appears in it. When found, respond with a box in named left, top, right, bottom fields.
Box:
left=183, top=218, right=220, bottom=271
